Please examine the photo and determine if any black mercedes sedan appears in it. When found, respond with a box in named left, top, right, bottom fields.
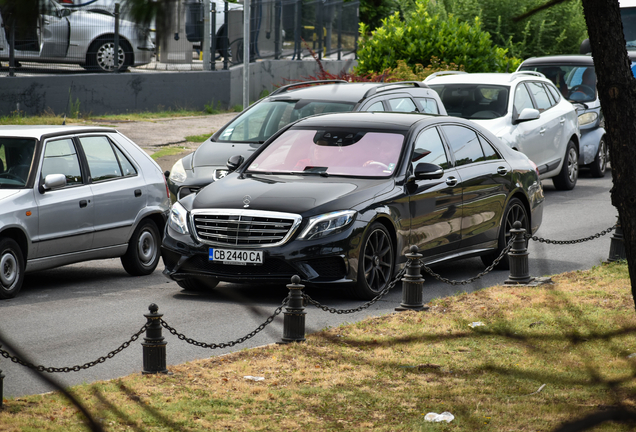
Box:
left=161, top=112, right=544, bottom=299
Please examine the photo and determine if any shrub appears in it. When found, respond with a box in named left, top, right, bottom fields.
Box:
left=356, top=0, right=520, bottom=75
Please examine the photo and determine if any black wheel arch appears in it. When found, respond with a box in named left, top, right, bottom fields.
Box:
left=0, top=227, right=28, bottom=263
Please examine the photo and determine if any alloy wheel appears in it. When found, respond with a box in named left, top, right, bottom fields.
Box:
left=362, top=228, right=393, bottom=293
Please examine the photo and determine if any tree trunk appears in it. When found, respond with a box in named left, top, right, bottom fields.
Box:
left=581, top=0, right=636, bottom=310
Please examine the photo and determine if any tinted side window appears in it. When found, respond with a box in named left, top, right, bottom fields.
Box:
left=546, top=83, right=561, bottom=103
left=79, top=136, right=123, bottom=182
left=388, top=97, right=417, bottom=112
left=367, top=101, right=385, bottom=111
left=441, top=125, right=485, bottom=167
left=113, top=145, right=137, bottom=177
left=477, top=135, right=501, bottom=161
left=527, top=82, right=552, bottom=111
left=415, top=97, right=440, bottom=114
left=513, top=83, right=534, bottom=115
left=42, top=138, right=83, bottom=185
left=412, top=127, right=450, bottom=170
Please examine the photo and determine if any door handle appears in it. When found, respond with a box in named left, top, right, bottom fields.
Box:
left=539, top=128, right=546, bottom=135
left=134, top=189, right=142, bottom=197
left=497, top=166, right=508, bottom=175
left=445, top=176, right=458, bottom=187
left=79, top=200, right=88, bottom=208
left=560, top=118, right=565, bottom=124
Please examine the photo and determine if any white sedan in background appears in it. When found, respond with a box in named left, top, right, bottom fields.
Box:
left=426, top=71, right=580, bottom=190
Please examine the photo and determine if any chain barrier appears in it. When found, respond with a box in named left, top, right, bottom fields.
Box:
left=420, top=239, right=513, bottom=286
left=303, top=266, right=407, bottom=314
left=0, top=325, right=147, bottom=373
left=526, top=225, right=616, bottom=245
left=160, top=297, right=289, bottom=349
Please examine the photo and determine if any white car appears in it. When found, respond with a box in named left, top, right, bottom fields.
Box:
left=426, top=71, right=581, bottom=190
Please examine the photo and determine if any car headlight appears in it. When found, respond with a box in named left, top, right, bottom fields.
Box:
left=168, top=201, right=189, bottom=234
left=169, top=159, right=187, bottom=183
left=298, top=210, right=356, bottom=240
left=578, top=112, right=598, bottom=126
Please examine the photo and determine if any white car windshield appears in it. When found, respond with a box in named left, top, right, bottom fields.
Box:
left=0, top=138, right=36, bottom=188
left=429, top=84, right=509, bottom=120
left=246, top=128, right=404, bottom=178
left=218, top=100, right=355, bottom=144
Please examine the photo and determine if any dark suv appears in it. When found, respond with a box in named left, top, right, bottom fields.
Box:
left=166, top=80, right=447, bottom=201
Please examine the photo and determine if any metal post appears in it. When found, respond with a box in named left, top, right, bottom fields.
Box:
left=9, top=19, right=15, bottom=77
left=114, top=3, right=120, bottom=72
left=274, top=0, right=282, bottom=59
left=281, top=275, right=306, bottom=343
left=243, top=0, right=251, bottom=110
left=223, top=1, right=229, bottom=70
left=504, top=221, right=532, bottom=285
left=294, top=0, right=302, bottom=60
left=203, top=0, right=212, bottom=71
left=0, top=363, right=4, bottom=409
left=142, top=304, right=168, bottom=374
left=337, top=2, right=342, bottom=60
left=608, top=217, right=626, bottom=262
left=317, top=0, right=323, bottom=59
left=396, top=245, right=428, bottom=311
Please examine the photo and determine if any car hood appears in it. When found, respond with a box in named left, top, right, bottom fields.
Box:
left=191, top=173, right=393, bottom=215
left=192, top=141, right=262, bottom=168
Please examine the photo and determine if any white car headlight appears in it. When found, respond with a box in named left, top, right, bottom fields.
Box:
left=168, top=201, right=189, bottom=234
left=169, top=159, right=187, bottom=183
left=578, top=112, right=598, bottom=126
left=298, top=210, right=356, bottom=240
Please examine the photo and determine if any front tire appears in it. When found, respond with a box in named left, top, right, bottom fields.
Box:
left=481, top=198, right=529, bottom=271
left=351, top=222, right=395, bottom=300
left=589, top=137, right=607, bottom=178
left=121, top=220, right=161, bottom=276
left=552, top=140, right=579, bottom=190
left=0, top=238, right=25, bottom=300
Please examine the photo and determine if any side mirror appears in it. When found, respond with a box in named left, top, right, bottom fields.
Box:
left=226, top=155, right=244, bottom=172
left=59, top=7, right=72, bottom=17
left=580, top=38, right=591, bottom=55
left=42, top=173, right=67, bottom=191
left=413, top=162, right=444, bottom=180
left=514, top=108, right=540, bottom=124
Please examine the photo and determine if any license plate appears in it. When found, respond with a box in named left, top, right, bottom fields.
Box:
left=209, top=248, right=263, bottom=265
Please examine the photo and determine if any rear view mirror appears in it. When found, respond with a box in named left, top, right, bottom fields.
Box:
left=43, top=173, right=66, bottom=191
left=227, top=155, right=244, bottom=172
left=514, top=108, right=540, bottom=124
left=414, top=162, right=444, bottom=180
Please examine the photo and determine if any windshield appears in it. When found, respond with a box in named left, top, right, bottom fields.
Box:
left=246, top=128, right=405, bottom=178
left=428, top=84, right=509, bottom=120
left=217, top=99, right=355, bottom=144
left=518, top=65, right=597, bottom=103
left=0, top=138, right=36, bottom=188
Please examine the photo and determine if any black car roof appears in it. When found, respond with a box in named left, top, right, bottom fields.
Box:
left=291, top=111, right=441, bottom=131
left=520, top=54, right=595, bottom=67
left=267, top=82, right=432, bottom=104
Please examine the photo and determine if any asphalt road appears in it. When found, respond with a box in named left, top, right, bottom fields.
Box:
left=0, top=168, right=618, bottom=399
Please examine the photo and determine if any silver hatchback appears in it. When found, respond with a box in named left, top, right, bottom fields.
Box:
left=0, top=126, right=170, bottom=299
left=0, top=0, right=154, bottom=72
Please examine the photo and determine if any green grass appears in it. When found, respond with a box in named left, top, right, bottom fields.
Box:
left=184, top=133, right=213, bottom=143
left=1, top=262, right=635, bottom=431
left=150, top=146, right=191, bottom=160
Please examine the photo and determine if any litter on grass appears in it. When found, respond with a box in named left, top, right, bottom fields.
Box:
left=424, top=412, right=455, bottom=423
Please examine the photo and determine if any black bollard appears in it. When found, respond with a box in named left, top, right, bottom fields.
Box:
left=142, top=304, right=168, bottom=374
left=504, top=221, right=532, bottom=285
left=608, top=217, right=626, bottom=262
left=396, top=245, right=429, bottom=312
left=280, top=275, right=306, bottom=343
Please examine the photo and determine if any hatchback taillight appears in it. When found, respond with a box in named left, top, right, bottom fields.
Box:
left=529, top=160, right=540, bottom=177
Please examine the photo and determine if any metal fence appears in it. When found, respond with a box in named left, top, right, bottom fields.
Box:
left=0, top=0, right=358, bottom=76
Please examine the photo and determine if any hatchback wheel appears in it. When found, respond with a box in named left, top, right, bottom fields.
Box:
left=121, top=220, right=161, bottom=276
left=481, top=198, right=529, bottom=271
left=552, top=140, right=578, bottom=190
left=86, top=37, right=131, bottom=72
left=352, top=222, right=395, bottom=300
left=0, top=238, right=25, bottom=300
left=589, top=137, right=607, bottom=178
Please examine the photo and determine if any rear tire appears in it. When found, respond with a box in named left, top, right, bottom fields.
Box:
left=85, top=37, right=132, bottom=72
left=177, top=277, right=219, bottom=291
left=351, top=222, right=395, bottom=300
left=552, top=140, right=578, bottom=190
left=481, top=198, right=529, bottom=271
left=0, top=238, right=25, bottom=300
left=121, top=220, right=161, bottom=276
left=589, top=137, right=607, bottom=178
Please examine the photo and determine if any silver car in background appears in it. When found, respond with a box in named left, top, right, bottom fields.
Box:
left=0, top=126, right=170, bottom=299
left=0, top=0, right=154, bottom=72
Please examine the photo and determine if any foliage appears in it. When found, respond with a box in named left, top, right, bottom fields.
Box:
left=359, top=0, right=399, bottom=32
left=386, top=57, right=465, bottom=81
left=440, top=0, right=588, bottom=58
left=356, top=1, right=520, bottom=75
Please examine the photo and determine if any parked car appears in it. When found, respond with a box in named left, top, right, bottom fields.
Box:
left=517, top=55, right=607, bottom=177
left=425, top=71, right=581, bottom=190
left=161, top=112, right=544, bottom=299
left=0, top=125, right=170, bottom=299
left=0, top=0, right=154, bottom=72
left=167, top=80, right=447, bottom=201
